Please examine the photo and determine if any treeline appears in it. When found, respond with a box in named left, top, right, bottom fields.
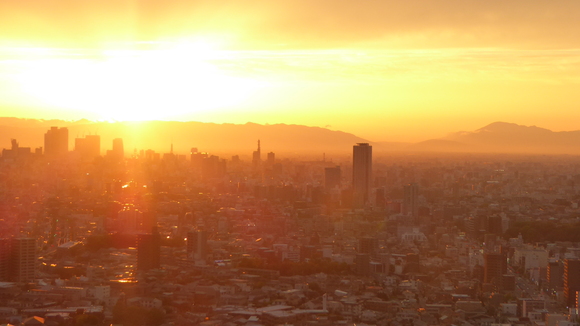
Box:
left=504, top=220, right=580, bottom=243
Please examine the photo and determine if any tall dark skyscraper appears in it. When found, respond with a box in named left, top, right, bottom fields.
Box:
left=564, top=259, right=580, bottom=307
left=137, top=232, right=161, bottom=272
left=44, top=127, right=68, bottom=156
left=267, top=152, right=275, bottom=165
left=10, top=238, right=36, bottom=282
left=352, top=143, right=372, bottom=208
left=403, top=183, right=419, bottom=221
left=187, top=230, right=208, bottom=263
left=484, top=252, right=507, bottom=289
left=0, top=239, right=10, bottom=281
left=252, top=140, right=261, bottom=167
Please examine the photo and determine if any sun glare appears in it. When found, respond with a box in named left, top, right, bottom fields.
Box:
left=16, top=41, right=266, bottom=121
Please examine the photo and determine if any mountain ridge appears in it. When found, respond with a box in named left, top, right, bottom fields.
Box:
left=0, top=118, right=369, bottom=155
left=1, top=118, right=580, bottom=155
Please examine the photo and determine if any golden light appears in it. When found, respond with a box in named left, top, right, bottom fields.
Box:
left=15, top=40, right=267, bottom=121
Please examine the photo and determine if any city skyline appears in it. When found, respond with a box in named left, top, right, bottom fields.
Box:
left=1, top=119, right=580, bottom=324
left=1, top=1, right=580, bottom=142
left=6, top=118, right=580, bottom=156
left=3, top=2, right=580, bottom=322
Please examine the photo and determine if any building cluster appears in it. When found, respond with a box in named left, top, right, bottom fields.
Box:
left=1, top=128, right=580, bottom=325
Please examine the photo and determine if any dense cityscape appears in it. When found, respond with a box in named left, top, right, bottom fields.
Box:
left=1, top=126, right=580, bottom=326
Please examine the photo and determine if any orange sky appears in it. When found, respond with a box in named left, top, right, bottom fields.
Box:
left=1, top=0, right=580, bottom=142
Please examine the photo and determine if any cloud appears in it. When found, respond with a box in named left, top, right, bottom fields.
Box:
left=1, top=0, right=579, bottom=50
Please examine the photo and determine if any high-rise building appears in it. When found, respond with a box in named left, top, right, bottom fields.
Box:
left=44, top=127, right=68, bottom=156
left=267, top=152, right=275, bottom=165
left=403, top=183, right=419, bottom=220
left=325, top=166, right=341, bottom=190
left=187, top=230, right=208, bottom=263
left=110, top=138, right=124, bottom=161
left=137, top=232, right=161, bottom=271
left=252, top=140, right=261, bottom=168
left=75, top=135, right=100, bottom=160
left=547, top=260, right=564, bottom=291
left=10, top=238, right=36, bottom=282
left=0, top=239, right=10, bottom=281
left=352, top=143, right=372, bottom=207
left=484, top=252, right=507, bottom=289
left=564, top=259, right=580, bottom=307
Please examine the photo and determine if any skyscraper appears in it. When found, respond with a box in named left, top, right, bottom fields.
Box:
left=187, top=230, right=208, bottom=263
left=252, top=140, right=261, bottom=167
left=267, top=152, right=275, bottom=165
left=352, top=143, right=372, bottom=208
left=0, top=239, right=10, bottom=281
left=75, top=135, right=100, bottom=160
left=484, top=252, right=507, bottom=289
left=10, top=238, right=36, bottom=282
left=44, top=127, right=68, bottom=156
left=403, top=183, right=419, bottom=221
left=137, top=232, right=161, bottom=272
left=111, top=138, right=124, bottom=161
left=564, top=259, right=580, bottom=307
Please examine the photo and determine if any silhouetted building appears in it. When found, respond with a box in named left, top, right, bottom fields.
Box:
left=187, top=230, right=208, bottom=263
left=564, top=259, right=580, bottom=307
left=352, top=143, right=372, bottom=207
left=106, top=138, right=124, bottom=161
left=0, top=238, right=9, bottom=281
left=202, top=155, right=226, bottom=179
left=75, top=135, right=100, bottom=161
left=1, top=139, right=32, bottom=159
left=547, top=260, right=564, bottom=290
left=325, top=166, right=341, bottom=190
left=403, top=183, right=419, bottom=221
left=191, top=150, right=209, bottom=173
left=252, top=140, right=261, bottom=167
left=484, top=252, right=507, bottom=289
left=267, top=152, right=275, bottom=165
left=10, top=238, right=36, bottom=282
left=44, top=127, right=68, bottom=157
left=137, top=232, right=161, bottom=271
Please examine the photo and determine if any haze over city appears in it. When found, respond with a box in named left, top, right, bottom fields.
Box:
left=4, top=2, right=580, bottom=326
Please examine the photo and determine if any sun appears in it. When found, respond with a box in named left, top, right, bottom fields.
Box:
left=16, top=41, right=266, bottom=121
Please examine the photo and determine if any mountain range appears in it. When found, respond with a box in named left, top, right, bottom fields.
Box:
left=0, top=118, right=579, bottom=156
left=404, top=122, right=580, bottom=154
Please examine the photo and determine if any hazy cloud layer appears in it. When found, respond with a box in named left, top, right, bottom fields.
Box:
left=1, top=0, right=580, bottom=49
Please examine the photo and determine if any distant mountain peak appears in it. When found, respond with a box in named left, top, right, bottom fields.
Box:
left=475, top=121, right=550, bottom=133
left=439, top=121, right=580, bottom=154
left=477, top=121, right=519, bottom=132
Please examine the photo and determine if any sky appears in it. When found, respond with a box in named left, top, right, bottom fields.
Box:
left=1, top=0, right=580, bottom=142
